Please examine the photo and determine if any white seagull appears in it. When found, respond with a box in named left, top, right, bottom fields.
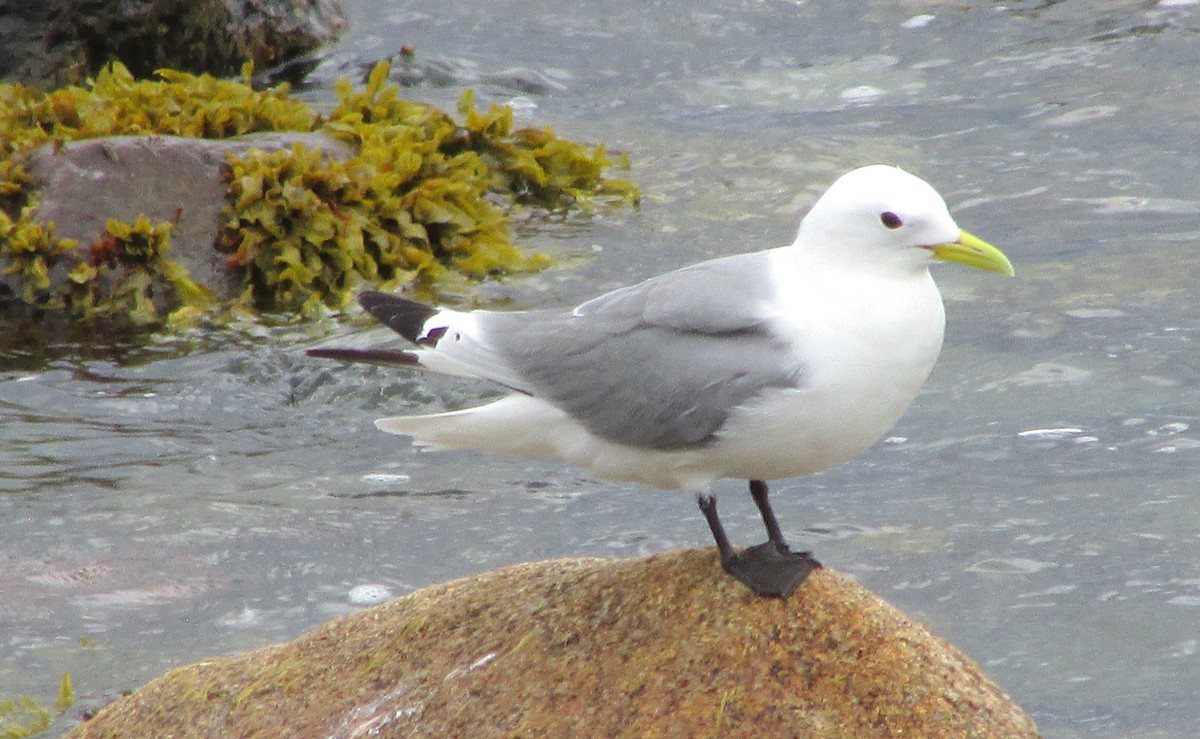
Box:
left=309, top=164, right=1013, bottom=598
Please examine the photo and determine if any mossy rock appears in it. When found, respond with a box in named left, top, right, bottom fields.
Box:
left=0, top=61, right=638, bottom=326
left=67, top=551, right=1039, bottom=737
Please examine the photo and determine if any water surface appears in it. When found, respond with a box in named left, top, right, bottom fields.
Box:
left=4, top=1, right=1200, bottom=735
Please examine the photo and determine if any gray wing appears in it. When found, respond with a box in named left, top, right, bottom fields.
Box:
left=483, top=251, right=805, bottom=449
left=572, top=251, right=779, bottom=333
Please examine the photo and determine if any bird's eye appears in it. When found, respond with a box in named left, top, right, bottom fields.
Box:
left=880, top=212, right=903, bottom=230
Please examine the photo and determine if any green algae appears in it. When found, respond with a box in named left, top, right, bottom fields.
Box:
left=0, top=673, right=73, bottom=739
left=1, top=207, right=212, bottom=324
left=0, top=60, right=638, bottom=325
left=66, top=215, right=213, bottom=324
left=54, top=673, right=74, bottom=715
left=0, top=208, right=79, bottom=302
left=0, top=62, right=313, bottom=210
left=0, top=696, right=49, bottom=739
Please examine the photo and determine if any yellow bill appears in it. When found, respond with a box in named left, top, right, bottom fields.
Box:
left=930, top=230, right=1014, bottom=276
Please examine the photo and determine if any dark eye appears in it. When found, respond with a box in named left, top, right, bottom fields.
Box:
left=880, top=212, right=903, bottom=229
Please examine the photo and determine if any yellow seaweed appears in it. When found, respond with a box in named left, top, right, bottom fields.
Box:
left=0, top=671, right=74, bottom=739
left=0, top=696, right=50, bottom=739
left=0, top=59, right=639, bottom=325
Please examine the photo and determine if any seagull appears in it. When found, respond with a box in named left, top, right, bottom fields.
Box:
left=309, top=164, right=1013, bottom=598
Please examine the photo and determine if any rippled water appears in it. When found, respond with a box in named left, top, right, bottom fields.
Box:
left=4, top=0, right=1200, bottom=735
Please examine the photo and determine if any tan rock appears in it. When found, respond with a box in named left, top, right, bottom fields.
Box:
left=68, top=550, right=1039, bottom=738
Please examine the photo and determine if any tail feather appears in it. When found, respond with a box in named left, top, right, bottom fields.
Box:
left=359, top=291, right=438, bottom=344
left=305, top=347, right=420, bottom=368
left=308, top=290, right=531, bottom=388
left=375, top=395, right=571, bottom=458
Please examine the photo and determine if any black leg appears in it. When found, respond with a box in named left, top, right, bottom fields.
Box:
left=696, top=490, right=820, bottom=599
left=749, top=479, right=786, bottom=549
left=698, top=494, right=736, bottom=561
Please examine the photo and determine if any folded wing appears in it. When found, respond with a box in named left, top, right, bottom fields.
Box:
left=349, top=251, right=806, bottom=450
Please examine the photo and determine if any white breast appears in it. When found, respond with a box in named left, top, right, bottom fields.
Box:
left=704, top=253, right=947, bottom=481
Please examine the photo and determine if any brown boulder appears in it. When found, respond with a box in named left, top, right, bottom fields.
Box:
left=68, top=550, right=1039, bottom=737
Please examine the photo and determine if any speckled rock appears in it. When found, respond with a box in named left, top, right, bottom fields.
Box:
left=67, top=550, right=1039, bottom=738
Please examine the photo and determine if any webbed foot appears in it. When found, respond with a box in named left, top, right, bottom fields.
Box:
left=721, top=542, right=821, bottom=598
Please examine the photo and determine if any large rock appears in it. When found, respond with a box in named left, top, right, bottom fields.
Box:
left=67, top=550, right=1039, bottom=737
left=21, top=132, right=354, bottom=300
left=1, top=0, right=347, bottom=86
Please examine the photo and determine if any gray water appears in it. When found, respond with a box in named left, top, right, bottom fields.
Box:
left=4, top=0, right=1200, bottom=735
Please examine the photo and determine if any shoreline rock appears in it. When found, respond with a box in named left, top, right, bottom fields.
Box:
left=67, top=549, right=1039, bottom=737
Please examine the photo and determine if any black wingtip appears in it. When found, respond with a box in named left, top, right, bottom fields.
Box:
left=357, top=292, right=438, bottom=344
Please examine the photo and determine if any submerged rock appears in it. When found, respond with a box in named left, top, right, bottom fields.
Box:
left=68, top=550, right=1039, bottom=737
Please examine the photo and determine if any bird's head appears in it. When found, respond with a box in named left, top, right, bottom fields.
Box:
left=795, top=164, right=1014, bottom=277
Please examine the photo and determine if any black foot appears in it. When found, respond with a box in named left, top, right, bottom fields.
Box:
left=697, top=491, right=820, bottom=598
left=722, top=542, right=821, bottom=598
